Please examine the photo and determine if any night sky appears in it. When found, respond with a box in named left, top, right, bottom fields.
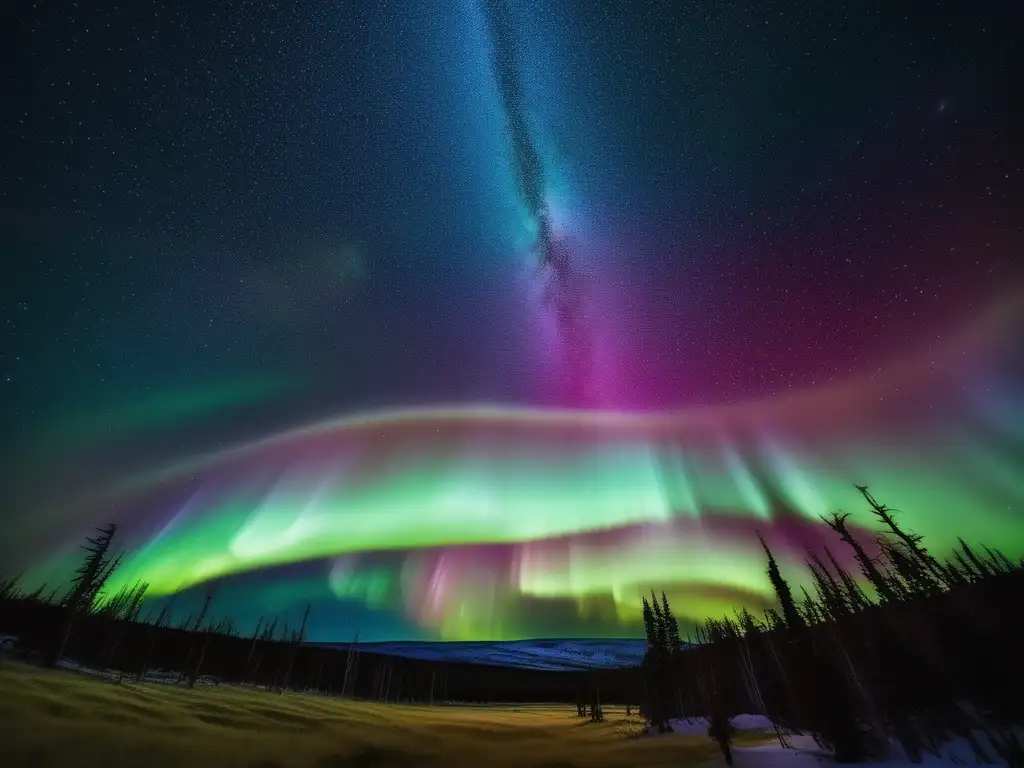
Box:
left=2, top=0, right=1023, bottom=642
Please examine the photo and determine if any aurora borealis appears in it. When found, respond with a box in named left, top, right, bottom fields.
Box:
left=3, top=1, right=1024, bottom=643
left=6, top=298, right=1024, bottom=641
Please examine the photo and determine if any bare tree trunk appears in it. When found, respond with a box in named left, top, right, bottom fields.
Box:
left=342, top=629, right=358, bottom=698
left=187, top=633, right=212, bottom=689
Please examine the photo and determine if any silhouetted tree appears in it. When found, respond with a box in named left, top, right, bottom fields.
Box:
left=857, top=485, right=946, bottom=587
left=277, top=603, right=311, bottom=693
left=822, top=511, right=896, bottom=603
left=48, top=523, right=119, bottom=666
left=708, top=710, right=736, bottom=765
left=100, top=581, right=148, bottom=670
left=759, top=533, right=803, bottom=630
left=0, top=574, right=22, bottom=606
left=641, top=593, right=676, bottom=732
left=589, top=672, right=604, bottom=722
left=241, top=616, right=265, bottom=685
left=178, top=586, right=215, bottom=684
left=660, top=591, right=683, bottom=655
left=137, top=596, right=174, bottom=682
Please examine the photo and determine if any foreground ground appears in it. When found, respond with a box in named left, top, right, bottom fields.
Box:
left=0, top=662, right=774, bottom=767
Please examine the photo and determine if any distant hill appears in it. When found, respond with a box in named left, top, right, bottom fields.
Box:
left=310, top=638, right=650, bottom=671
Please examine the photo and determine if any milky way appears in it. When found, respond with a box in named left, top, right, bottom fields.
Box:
left=482, top=0, right=552, bottom=265
left=480, top=0, right=596, bottom=406
left=3, top=0, right=1022, bottom=643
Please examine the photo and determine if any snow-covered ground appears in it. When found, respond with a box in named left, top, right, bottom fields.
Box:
left=0, top=634, right=212, bottom=686
left=650, top=714, right=776, bottom=736
left=54, top=658, right=223, bottom=687
left=4, top=636, right=1019, bottom=766
left=729, top=735, right=1016, bottom=768
left=651, top=715, right=1021, bottom=766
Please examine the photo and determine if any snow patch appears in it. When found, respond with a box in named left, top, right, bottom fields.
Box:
left=648, top=714, right=775, bottom=737
left=649, top=715, right=1021, bottom=767
left=54, top=659, right=222, bottom=687
left=729, top=735, right=1018, bottom=767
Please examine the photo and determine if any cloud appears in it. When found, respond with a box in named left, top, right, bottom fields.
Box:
left=234, top=243, right=367, bottom=323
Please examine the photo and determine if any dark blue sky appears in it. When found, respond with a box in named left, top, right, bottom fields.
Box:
left=2, top=0, right=1023, bottom=645
left=3, top=0, right=1022, bottom=439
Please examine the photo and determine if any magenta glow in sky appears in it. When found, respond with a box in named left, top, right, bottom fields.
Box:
left=6, top=298, right=1022, bottom=641
left=2, top=1, right=1023, bottom=642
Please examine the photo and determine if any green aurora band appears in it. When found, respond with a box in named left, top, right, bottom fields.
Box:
left=8, top=299, right=1024, bottom=641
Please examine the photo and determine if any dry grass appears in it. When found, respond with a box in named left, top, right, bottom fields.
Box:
left=0, top=662, right=773, bottom=767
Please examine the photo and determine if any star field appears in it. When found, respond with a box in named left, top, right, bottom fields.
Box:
left=1, top=0, right=1022, bottom=641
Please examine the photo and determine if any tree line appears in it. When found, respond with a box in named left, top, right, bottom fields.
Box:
left=4, top=481, right=1021, bottom=764
left=638, top=485, right=1024, bottom=765
left=0, top=529, right=633, bottom=704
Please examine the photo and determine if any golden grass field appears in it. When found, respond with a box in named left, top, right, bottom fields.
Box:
left=0, top=661, right=774, bottom=767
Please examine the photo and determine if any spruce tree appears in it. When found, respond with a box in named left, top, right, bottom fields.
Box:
left=0, top=574, right=22, bottom=606
left=798, top=586, right=820, bottom=624
left=958, top=539, right=995, bottom=579
left=954, top=547, right=986, bottom=582
left=661, top=591, right=683, bottom=655
left=822, top=511, right=897, bottom=603
left=989, top=547, right=1015, bottom=572
left=856, top=485, right=947, bottom=589
left=758, top=532, right=803, bottom=630
left=51, top=523, right=119, bottom=666
left=641, top=596, right=656, bottom=646
left=650, top=590, right=669, bottom=653
left=736, top=606, right=759, bottom=636
left=941, top=558, right=969, bottom=587
left=808, top=550, right=848, bottom=616
left=641, top=593, right=673, bottom=731
left=824, top=546, right=870, bottom=612
left=63, top=524, right=118, bottom=612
